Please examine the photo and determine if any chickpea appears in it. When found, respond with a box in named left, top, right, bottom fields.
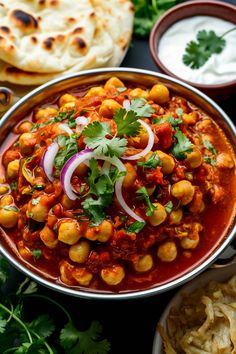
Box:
left=149, top=84, right=170, bottom=105
left=171, top=180, right=195, bottom=205
left=40, top=226, right=58, bottom=249
left=0, top=185, right=9, bottom=195
left=35, top=107, right=58, bottom=121
left=72, top=268, right=93, bottom=286
left=61, top=194, right=74, bottom=209
left=7, top=160, right=20, bottom=179
left=157, top=241, right=177, bottom=262
left=85, top=87, right=106, bottom=97
left=148, top=203, right=167, bottom=226
left=104, top=77, right=125, bottom=90
left=216, top=152, right=234, bottom=169
left=197, top=119, right=212, bottom=132
left=60, top=101, right=77, bottom=112
left=99, top=99, right=122, bottom=118
left=58, top=220, right=81, bottom=245
left=101, top=265, right=125, bottom=286
left=58, top=94, right=77, bottom=107
left=180, top=234, right=200, bottom=249
left=169, top=208, right=183, bottom=225
left=129, top=88, right=149, bottom=100
left=69, top=240, right=90, bottom=263
left=123, top=163, right=137, bottom=188
left=85, top=220, right=113, bottom=242
left=27, top=200, right=49, bottom=223
left=133, top=254, right=153, bottom=272
left=0, top=195, right=18, bottom=228
left=19, top=132, right=37, bottom=155
left=59, top=260, right=75, bottom=285
left=155, top=150, right=175, bottom=174
left=18, top=241, right=32, bottom=260
left=17, top=121, right=33, bottom=133
left=184, top=147, right=202, bottom=168
left=182, top=112, right=198, bottom=125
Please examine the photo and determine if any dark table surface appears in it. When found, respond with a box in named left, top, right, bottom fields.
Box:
left=5, top=1, right=236, bottom=354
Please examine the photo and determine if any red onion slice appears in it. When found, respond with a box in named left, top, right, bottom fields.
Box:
left=122, top=119, right=155, bottom=160
left=41, top=142, right=59, bottom=181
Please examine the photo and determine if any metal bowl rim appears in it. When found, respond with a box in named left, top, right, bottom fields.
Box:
left=0, top=67, right=236, bottom=300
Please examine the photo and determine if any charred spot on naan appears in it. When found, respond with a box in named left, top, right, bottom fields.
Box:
left=0, top=26, right=10, bottom=34
left=42, top=37, right=55, bottom=51
left=10, top=10, right=39, bottom=33
left=71, top=37, right=88, bottom=54
left=31, top=36, right=38, bottom=44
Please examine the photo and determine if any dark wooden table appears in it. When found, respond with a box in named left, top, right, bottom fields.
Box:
left=5, top=1, right=236, bottom=353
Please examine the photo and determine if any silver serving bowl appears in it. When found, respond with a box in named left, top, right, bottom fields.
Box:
left=0, top=68, right=236, bottom=299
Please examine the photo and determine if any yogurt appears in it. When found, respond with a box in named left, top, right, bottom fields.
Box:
left=158, top=16, right=236, bottom=85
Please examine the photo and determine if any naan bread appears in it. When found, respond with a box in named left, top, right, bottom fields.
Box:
left=0, top=0, right=110, bottom=73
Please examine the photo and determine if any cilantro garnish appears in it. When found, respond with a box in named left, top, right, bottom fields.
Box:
left=0, top=263, right=110, bottom=354
left=136, top=186, right=156, bottom=216
left=83, top=121, right=127, bottom=157
left=204, top=156, right=216, bottom=166
left=82, top=159, right=125, bottom=225
left=126, top=221, right=146, bottom=234
left=171, top=127, right=194, bottom=160
left=114, top=108, right=141, bottom=137
left=129, top=98, right=154, bottom=117
left=165, top=201, right=173, bottom=214
left=32, top=249, right=42, bottom=259
left=0, top=205, right=18, bottom=212
left=137, top=153, right=162, bottom=169
left=10, top=181, right=17, bottom=190
left=182, top=29, right=236, bottom=69
left=176, top=108, right=184, bottom=117
left=54, top=134, right=78, bottom=174
left=203, top=139, right=218, bottom=155
left=31, top=197, right=40, bottom=206
left=153, top=116, right=183, bottom=127
left=32, top=109, right=75, bottom=131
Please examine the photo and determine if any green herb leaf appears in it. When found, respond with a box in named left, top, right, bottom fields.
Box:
left=83, top=121, right=127, bottom=157
left=183, top=30, right=226, bottom=69
left=113, top=108, right=141, bottom=137
left=203, top=139, right=218, bottom=155
left=171, top=127, right=194, bottom=160
left=32, top=197, right=40, bottom=206
left=54, top=134, right=78, bottom=174
left=0, top=205, right=19, bottom=212
left=165, top=201, right=173, bottom=214
left=136, top=186, right=156, bottom=216
left=28, top=314, right=55, bottom=339
left=32, top=249, right=42, bottom=260
left=10, top=181, right=17, bottom=190
left=32, top=109, right=75, bottom=131
left=0, top=319, right=7, bottom=334
left=0, top=258, right=10, bottom=286
left=153, top=116, right=183, bottom=127
left=137, top=153, right=162, bottom=169
left=126, top=221, right=146, bottom=234
left=129, top=98, right=154, bottom=118
left=176, top=108, right=184, bottom=117
left=204, top=156, right=216, bottom=166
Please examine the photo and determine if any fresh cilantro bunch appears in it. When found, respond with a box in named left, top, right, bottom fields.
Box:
left=82, top=159, right=125, bottom=225
left=132, top=0, right=183, bottom=37
left=0, top=257, right=110, bottom=354
left=183, top=27, right=236, bottom=69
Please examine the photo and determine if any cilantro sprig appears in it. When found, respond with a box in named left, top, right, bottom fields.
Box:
left=32, top=110, right=75, bottom=131
left=83, top=121, right=127, bottom=158
left=136, top=186, right=156, bottom=216
left=137, top=153, right=162, bottom=169
left=171, top=127, right=193, bottom=160
left=126, top=221, right=146, bottom=234
left=114, top=108, right=141, bottom=137
left=54, top=134, right=78, bottom=175
left=129, top=98, right=155, bottom=118
left=183, top=28, right=236, bottom=69
left=0, top=258, right=110, bottom=353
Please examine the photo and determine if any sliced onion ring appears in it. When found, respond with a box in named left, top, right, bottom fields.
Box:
left=60, top=149, right=144, bottom=222
left=122, top=119, right=155, bottom=160
left=75, top=116, right=88, bottom=125
left=41, top=142, right=59, bottom=181
left=123, top=99, right=131, bottom=110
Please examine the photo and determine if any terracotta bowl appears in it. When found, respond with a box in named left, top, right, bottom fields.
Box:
left=149, top=0, right=236, bottom=99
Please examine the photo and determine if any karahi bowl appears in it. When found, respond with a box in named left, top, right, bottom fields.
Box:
left=0, top=67, right=235, bottom=300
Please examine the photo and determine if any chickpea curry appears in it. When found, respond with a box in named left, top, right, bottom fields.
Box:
left=0, top=77, right=235, bottom=292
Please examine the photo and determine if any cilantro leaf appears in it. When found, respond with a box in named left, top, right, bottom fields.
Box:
left=32, top=109, right=75, bottom=131
left=171, top=127, right=193, bottom=160
left=204, top=156, right=216, bottom=166
left=129, top=98, right=154, bottom=118
left=28, top=314, right=55, bottom=339
left=0, top=257, right=10, bottom=286
left=183, top=30, right=226, bottom=69
left=137, top=153, right=162, bottom=169
left=114, top=108, right=141, bottom=137
left=153, top=116, right=183, bottom=127
left=54, top=134, right=78, bottom=174
left=83, top=121, right=127, bottom=157
left=203, top=139, right=218, bottom=155
left=60, top=321, right=110, bottom=354
left=0, top=205, right=19, bottom=212
left=165, top=201, right=173, bottom=214
left=0, top=319, right=7, bottom=334
left=32, top=249, right=42, bottom=260
left=126, top=221, right=146, bottom=234
left=136, top=186, right=156, bottom=216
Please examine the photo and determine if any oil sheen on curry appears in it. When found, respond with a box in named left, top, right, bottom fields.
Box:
left=0, top=77, right=235, bottom=292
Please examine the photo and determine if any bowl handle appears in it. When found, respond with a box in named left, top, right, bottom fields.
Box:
left=211, top=238, right=236, bottom=268
left=0, top=87, right=19, bottom=116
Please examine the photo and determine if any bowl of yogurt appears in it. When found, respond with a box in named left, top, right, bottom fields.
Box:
left=149, top=0, right=236, bottom=99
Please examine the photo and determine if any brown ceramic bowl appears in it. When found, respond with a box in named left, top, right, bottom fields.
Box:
left=149, top=0, right=236, bottom=99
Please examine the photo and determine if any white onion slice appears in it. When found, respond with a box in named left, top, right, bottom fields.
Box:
left=123, top=99, right=131, bottom=110
left=60, top=149, right=144, bottom=222
left=122, top=119, right=155, bottom=160
left=75, top=116, right=88, bottom=125
left=41, top=142, right=59, bottom=181
left=59, top=123, right=73, bottom=135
